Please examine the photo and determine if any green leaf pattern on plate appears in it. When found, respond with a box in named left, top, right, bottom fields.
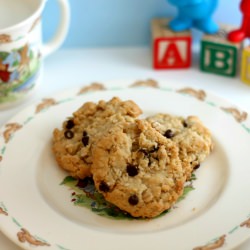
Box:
left=61, top=175, right=195, bottom=220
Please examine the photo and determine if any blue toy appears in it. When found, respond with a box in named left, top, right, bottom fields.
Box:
left=168, top=0, right=219, bottom=34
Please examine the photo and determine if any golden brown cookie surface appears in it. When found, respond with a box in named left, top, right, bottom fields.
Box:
left=147, top=114, right=213, bottom=179
left=91, top=120, right=185, bottom=218
left=52, top=97, right=142, bottom=179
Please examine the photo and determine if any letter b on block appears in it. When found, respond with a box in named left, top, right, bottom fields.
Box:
left=200, top=41, right=238, bottom=77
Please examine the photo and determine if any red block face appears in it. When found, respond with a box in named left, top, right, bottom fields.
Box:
left=153, top=37, right=192, bottom=69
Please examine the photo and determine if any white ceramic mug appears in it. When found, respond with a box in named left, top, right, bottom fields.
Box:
left=0, top=0, right=70, bottom=109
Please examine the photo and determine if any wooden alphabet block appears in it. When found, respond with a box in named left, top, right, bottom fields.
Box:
left=200, top=24, right=242, bottom=77
left=241, top=47, right=250, bottom=85
left=151, top=18, right=192, bottom=70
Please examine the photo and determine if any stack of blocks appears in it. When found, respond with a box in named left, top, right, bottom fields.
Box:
left=151, top=18, right=250, bottom=85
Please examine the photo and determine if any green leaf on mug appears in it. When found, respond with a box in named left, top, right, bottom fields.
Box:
left=29, top=50, right=34, bottom=60
left=12, top=60, right=19, bottom=67
left=0, top=52, right=9, bottom=60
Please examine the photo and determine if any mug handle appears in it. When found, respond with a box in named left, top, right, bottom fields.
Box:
left=42, top=0, right=70, bottom=57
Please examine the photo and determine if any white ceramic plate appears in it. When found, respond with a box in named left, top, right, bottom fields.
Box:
left=1, top=81, right=250, bottom=250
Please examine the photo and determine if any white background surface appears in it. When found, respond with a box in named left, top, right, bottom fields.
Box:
left=0, top=47, right=250, bottom=250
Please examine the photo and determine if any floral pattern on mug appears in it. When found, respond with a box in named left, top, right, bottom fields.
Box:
left=0, top=34, right=12, bottom=44
left=0, top=43, right=40, bottom=103
left=29, top=17, right=41, bottom=33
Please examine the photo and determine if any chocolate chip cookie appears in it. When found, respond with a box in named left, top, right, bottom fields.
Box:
left=52, top=97, right=142, bottom=179
left=147, top=114, right=213, bottom=180
left=91, top=119, right=185, bottom=218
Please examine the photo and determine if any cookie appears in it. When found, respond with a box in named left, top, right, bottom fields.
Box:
left=146, top=114, right=213, bottom=179
left=52, top=97, right=142, bottom=179
left=91, top=119, right=185, bottom=218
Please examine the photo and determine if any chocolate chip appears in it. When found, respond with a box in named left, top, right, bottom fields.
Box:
left=76, top=177, right=91, bottom=189
left=99, top=181, right=110, bottom=192
left=132, top=142, right=139, bottom=151
left=64, top=130, right=74, bottom=139
left=139, top=149, right=149, bottom=156
left=193, top=164, right=200, bottom=170
left=183, top=121, right=188, bottom=127
left=149, top=147, right=158, bottom=153
left=164, top=129, right=174, bottom=139
left=140, top=147, right=158, bottom=156
left=83, top=131, right=88, bottom=137
left=76, top=179, right=88, bottom=189
left=82, top=135, right=89, bottom=146
left=127, top=165, right=139, bottom=177
left=66, top=119, right=74, bottom=129
left=128, top=194, right=139, bottom=205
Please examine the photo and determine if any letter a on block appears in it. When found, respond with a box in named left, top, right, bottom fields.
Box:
left=153, top=37, right=191, bottom=69
left=160, top=43, right=184, bottom=66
